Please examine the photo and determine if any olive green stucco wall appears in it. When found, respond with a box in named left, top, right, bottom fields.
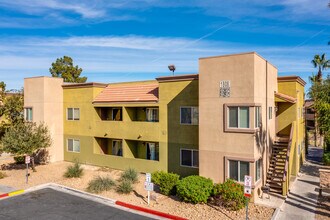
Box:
left=158, top=79, right=199, bottom=177
left=63, top=79, right=199, bottom=176
left=63, top=84, right=167, bottom=173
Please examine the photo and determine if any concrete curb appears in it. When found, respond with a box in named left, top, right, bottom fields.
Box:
left=0, top=189, right=24, bottom=199
left=115, top=200, right=187, bottom=220
left=271, top=207, right=281, bottom=220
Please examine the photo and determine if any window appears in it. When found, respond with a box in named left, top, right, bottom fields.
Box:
left=25, top=108, right=33, bottom=121
left=180, top=149, right=198, bottom=168
left=180, top=107, right=198, bottom=125
left=146, top=108, right=159, bottom=122
left=255, top=158, right=262, bottom=181
left=112, top=140, right=122, bottom=156
left=268, top=107, right=272, bottom=120
left=229, top=160, right=250, bottom=182
left=112, top=108, right=122, bottom=121
left=255, top=107, right=261, bottom=128
left=228, top=107, right=249, bottom=128
left=67, top=139, right=80, bottom=152
left=146, top=142, right=159, bottom=161
left=67, top=108, right=80, bottom=120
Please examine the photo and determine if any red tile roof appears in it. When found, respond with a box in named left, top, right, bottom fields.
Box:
left=93, top=83, right=159, bottom=103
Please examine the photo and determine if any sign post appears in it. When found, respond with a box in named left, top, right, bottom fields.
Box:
left=25, top=155, right=30, bottom=184
left=244, top=175, right=252, bottom=220
left=144, top=173, right=153, bottom=205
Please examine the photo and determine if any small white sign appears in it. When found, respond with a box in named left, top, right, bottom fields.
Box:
left=244, top=175, right=252, bottom=187
left=244, top=186, right=252, bottom=195
left=146, top=173, right=151, bottom=183
left=25, top=156, right=30, bottom=164
left=144, top=181, right=154, bottom=191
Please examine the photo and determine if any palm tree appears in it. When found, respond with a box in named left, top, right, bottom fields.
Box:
left=311, top=54, right=330, bottom=81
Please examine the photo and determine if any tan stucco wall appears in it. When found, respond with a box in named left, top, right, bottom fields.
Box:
left=199, top=52, right=277, bottom=199
left=24, top=76, right=64, bottom=162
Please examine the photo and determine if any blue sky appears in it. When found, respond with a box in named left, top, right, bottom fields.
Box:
left=0, top=0, right=329, bottom=90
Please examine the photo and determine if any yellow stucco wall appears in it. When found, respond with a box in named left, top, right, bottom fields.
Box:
left=63, top=83, right=169, bottom=173
left=277, top=78, right=305, bottom=178
left=63, top=78, right=199, bottom=175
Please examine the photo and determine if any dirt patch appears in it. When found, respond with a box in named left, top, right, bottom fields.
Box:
left=0, top=160, right=274, bottom=220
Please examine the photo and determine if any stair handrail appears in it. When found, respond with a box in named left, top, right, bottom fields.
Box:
left=282, top=122, right=295, bottom=182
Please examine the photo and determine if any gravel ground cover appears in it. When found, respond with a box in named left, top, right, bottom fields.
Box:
left=0, top=158, right=274, bottom=220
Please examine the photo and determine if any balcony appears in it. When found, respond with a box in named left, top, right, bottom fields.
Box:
left=126, top=107, right=159, bottom=122
left=95, top=120, right=160, bottom=141
left=126, top=140, right=159, bottom=161
left=95, top=107, right=122, bottom=121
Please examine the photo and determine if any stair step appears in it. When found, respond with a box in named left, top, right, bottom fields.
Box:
left=267, top=185, right=283, bottom=191
left=268, top=166, right=285, bottom=171
left=267, top=171, right=284, bottom=175
left=273, top=149, right=287, bottom=152
left=269, top=188, right=283, bottom=193
left=267, top=180, right=283, bottom=185
left=273, top=145, right=288, bottom=149
left=271, top=157, right=286, bottom=161
left=271, top=163, right=286, bottom=166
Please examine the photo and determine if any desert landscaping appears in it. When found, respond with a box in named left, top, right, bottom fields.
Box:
left=0, top=157, right=275, bottom=220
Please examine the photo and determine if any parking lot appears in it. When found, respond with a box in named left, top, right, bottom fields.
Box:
left=0, top=187, right=157, bottom=220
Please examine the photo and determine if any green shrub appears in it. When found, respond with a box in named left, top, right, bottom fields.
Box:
left=87, top=176, right=115, bottom=193
left=152, top=171, right=179, bottom=195
left=213, top=179, right=247, bottom=211
left=176, top=175, right=213, bottom=204
left=0, top=171, right=7, bottom=179
left=323, top=152, right=330, bottom=165
left=64, top=161, right=83, bottom=178
left=120, top=168, right=138, bottom=183
left=116, top=180, right=133, bottom=194
left=14, top=156, right=25, bottom=164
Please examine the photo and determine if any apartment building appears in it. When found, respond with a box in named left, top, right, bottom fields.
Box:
left=24, top=52, right=305, bottom=199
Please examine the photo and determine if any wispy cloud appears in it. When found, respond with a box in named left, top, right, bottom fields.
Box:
left=0, top=0, right=328, bottom=29
left=0, top=35, right=328, bottom=89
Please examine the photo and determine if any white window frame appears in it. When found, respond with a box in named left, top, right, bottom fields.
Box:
left=228, top=160, right=250, bottom=183
left=67, top=108, right=80, bottom=121
left=24, top=107, right=33, bottom=122
left=180, top=106, right=199, bottom=125
left=228, top=106, right=250, bottom=129
left=67, top=139, right=80, bottom=153
left=180, top=148, right=199, bottom=168
left=146, top=108, right=159, bottom=122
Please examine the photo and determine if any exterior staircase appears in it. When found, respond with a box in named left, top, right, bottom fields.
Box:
left=266, top=136, right=289, bottom=194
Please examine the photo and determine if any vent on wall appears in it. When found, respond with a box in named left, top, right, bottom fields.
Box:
left=220, top=80, right=230, bottom=97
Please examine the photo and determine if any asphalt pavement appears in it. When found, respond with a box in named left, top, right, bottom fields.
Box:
left=0, top=188, right=156, bottom=220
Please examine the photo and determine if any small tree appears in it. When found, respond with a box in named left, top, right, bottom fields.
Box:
left=1, top=122, right=51, bottom=170
left=0, top=89, right=24, bottom=139
left=49, top=56, right=87, bottom=83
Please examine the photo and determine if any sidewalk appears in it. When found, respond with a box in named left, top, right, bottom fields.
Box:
left=275, top=146, right=326, bottom=220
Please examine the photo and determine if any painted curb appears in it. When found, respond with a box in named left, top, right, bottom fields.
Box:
left=0, top=189, right=24, bottom=199
left=115, top=200, right=187, bottom=220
